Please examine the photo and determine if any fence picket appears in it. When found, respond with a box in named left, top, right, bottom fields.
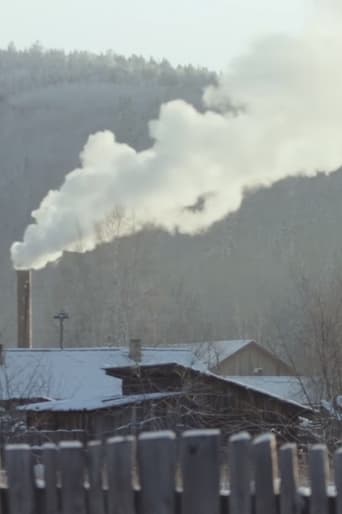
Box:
left=279, top=444, right=301, bottom=514
left=253, top=433, right=278, bottom=514
left=87, top=441, right=105, bottom=514
left=229, top=431, right=251, bottom=514
left=5, top=444, right=35, bottom=514
left=309, top=445, right=329, bottom=514
left=106, top=436, right=135, bottom=514
left=181, top=429, right=220, bottom=514
left=138, top=431, right=176, bottom=514
left=59, top=441, right=86, bottom=514
left=335, top=448, right=342, bottom=514
left=42, top=443, right=58, bottom=514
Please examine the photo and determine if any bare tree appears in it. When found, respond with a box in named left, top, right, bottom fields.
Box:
left=269, top=267, right=342, bottom=449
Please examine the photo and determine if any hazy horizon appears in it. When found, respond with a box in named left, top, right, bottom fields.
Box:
left=2, top=0, right=314, bottom=70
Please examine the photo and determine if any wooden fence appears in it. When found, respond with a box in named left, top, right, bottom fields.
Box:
left=0, top=430, right=87, bottom=463
left=0, top=429, right=87, bottom=446
left=1, top=429, right=341, bottom=513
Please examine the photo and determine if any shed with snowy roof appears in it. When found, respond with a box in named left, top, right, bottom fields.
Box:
left=19, top=391, right=184, bottom=436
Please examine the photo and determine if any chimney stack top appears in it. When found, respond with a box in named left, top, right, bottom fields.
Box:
left=17, top=270, right=32, bottom=348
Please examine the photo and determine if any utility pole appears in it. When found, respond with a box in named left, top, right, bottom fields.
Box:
left=53, top=310, right=69, bottom=349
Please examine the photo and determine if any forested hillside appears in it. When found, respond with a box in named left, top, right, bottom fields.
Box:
left=1, top=45, right=342, bottom=371
left=0, top=45, right=214, bottom=345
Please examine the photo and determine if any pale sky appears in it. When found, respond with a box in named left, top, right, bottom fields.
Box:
left=1, top=0, right=315, bottom=70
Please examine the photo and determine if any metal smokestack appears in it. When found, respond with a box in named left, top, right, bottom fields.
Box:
left=17, top=270, right=32, bottom=348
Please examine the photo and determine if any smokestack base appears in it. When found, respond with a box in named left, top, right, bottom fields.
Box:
left=17, top=270, right=32, bottom=349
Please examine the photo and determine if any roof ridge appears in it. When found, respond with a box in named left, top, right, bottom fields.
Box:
left=4, top=346, right=192, bottom=352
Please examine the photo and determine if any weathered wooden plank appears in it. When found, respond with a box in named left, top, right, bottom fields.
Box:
left=42, top=443, right=58, bottom=514
left=253, top=433, right=278, bottom=514
left=59, top=441, right=86, bottom=514
left=138, top=431, right=176, bottom=514
left=87, top=440, right=105, bottom=514
left=229, top=431, right=251, bottom=514
left=279, top=443, right=301, bottom=514
left=5, top=444, right=35, bottom=514
left=106, top=435, right=135, bottom=514
left=334, top=448, right=342, bottom=514
left=181, top=429, right=220, bottom=514
left=309, top=445, right=329, bottom=514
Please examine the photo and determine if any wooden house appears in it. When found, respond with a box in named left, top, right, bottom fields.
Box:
left=193, top=340, right=294, bottom=376
left=0, top=341, right=293, bottom=410
left=106, top=363, right=311, bottom=441
left=8, top=339, right=305, bottom=441
left=21, top=362, right=311, bottom=441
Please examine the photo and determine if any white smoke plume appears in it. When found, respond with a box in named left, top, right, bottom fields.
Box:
left=11, top=2, right=342, bottom=270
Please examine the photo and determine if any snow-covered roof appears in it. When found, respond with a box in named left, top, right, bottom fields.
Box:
left=0, top=342, right=258, bottom=402
left=105, top=363, right=312, bottom=412
left=191, top=340, right=254, bottom=368
left=224, top=376, right=315, bottom=406
left=199, top=370, right=313, bottom=411
left=19, top=368, right=311, bottom=414
left=19, top=392, right=181, bottom=413
left=0, top=347, right=200, bottom=401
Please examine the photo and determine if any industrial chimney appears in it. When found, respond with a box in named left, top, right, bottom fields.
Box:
left=129, top=338, right=142, bottom=363
left=17, top=270, right=32, bottom=348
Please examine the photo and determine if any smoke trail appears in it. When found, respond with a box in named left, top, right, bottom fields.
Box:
left=11, top=3, right=342, bottom=270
